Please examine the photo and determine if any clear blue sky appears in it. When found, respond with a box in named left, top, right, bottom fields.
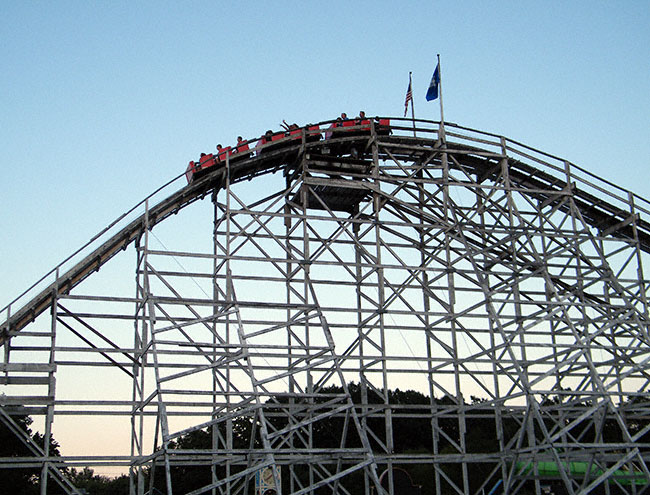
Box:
left=2, top=1, right=649, bottom=307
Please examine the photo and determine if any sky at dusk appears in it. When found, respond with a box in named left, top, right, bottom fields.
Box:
left=1, top=0, right=649, bottom=475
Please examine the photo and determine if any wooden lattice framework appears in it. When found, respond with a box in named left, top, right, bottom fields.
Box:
left=1, top=117, right=649, bottom=495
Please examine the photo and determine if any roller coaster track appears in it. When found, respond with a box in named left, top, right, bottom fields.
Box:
left=2, top=117, right=650, bottom=345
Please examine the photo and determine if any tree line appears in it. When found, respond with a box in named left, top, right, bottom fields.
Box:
left=1, top=384, right=648, bottom=494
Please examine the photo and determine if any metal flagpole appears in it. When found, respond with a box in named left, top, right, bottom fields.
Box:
left=409, top=72, right=417, bottom=137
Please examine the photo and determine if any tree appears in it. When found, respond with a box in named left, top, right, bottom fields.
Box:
left=69, top=467, right=129, bottom=495
left=0, top=413, right=65, bottom=494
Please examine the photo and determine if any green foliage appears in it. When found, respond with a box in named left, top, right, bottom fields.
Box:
left=69, top=467, right=129, bottom=495
left=3, top=390, right=648, bottom=494
left=0, top=413, right=64, bottom=494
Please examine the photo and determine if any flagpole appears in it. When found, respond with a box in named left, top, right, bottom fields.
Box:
left=437, top=54, right=446, bottom=142
left=409, top=72, right=417, bottom=137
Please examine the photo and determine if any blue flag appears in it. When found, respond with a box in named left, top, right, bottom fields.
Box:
left=426, top=62, right=440, bottom=101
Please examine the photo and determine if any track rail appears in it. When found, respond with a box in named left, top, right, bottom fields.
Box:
left=2, top=117, right=649, bottom=343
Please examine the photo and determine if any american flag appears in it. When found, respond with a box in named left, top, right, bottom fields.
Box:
left=404, top=80, right=413, bottom=117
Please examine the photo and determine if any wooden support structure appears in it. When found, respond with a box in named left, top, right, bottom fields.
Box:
left=1, top=117, right=650, bottom=495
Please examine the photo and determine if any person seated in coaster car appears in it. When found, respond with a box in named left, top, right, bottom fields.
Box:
left=325, top=112, right=369, bottom=156
left=231, top=136, right=251, bottom=161
left=355, top=111, right=371, bottom=132
left=375, top=116, right=391, bottom=135
left=258, top=129, right=288, bottom=154
left=215, top=144, right=232, bottom=164
left=304, top=124, right=322, bottom=142
left=284, top=123, right=320, bottom=142
left=186, top=151, right=221, bottom=182
left=340, top=110, right=372, bottom=138
left=197, top=151, right=217, bottom=176
left=325, top=113, right=348, bottom=139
